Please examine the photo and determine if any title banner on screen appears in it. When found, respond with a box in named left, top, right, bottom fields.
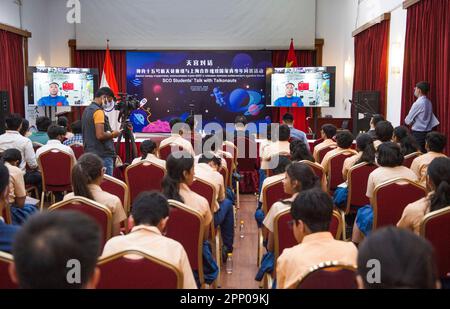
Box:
left=126, top=51, right=272, bottom=133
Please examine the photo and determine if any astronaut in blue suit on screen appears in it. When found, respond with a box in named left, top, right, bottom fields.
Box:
left=37, top=82, right=69, bottom=106
left=273, top=83, right=304, bottom=107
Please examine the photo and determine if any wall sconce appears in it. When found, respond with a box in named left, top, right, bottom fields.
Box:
left=344, top=57, right=353, bottom=83
left=36, top=56, right=45, bottom=67
left=390, top=42, right=402, bottom=75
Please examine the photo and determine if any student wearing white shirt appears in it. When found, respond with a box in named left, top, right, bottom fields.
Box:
left=0, top=113, right=40, bottom=187
left=35, top=125, right=76, bottom=161
left=131, top=139, right=166, bottom=168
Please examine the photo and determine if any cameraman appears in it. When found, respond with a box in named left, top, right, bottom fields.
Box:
left=81, top=87, right=121, bottom=176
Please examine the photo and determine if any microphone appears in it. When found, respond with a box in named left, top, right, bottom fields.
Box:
left=139, top=98, right=147, bottom=107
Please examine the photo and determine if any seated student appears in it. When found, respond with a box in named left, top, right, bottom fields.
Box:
left=321, top=130, right=356, bottom=174
left=185, top=115, right=202, bottom=155
left=290, top=139, right=315, bottom=163
left=195, top=153, right=235, bottom=257
left=333, top=133, right=376, bottom=209
left=64, top=153, right=127, bottom=236
left=0, top=163, right=20, bottom=253
left=29, top=116, right=51, bottom=145
left=102, top=192, right=197, bottom=289
left=276, top=188, right=358, bottom=289
left=131, top=139, right=166, bottom=168
left=10, top=211, right=101, bottom=289
left=57, top=116, right=74, bottom=140
left=1, top=149, right=38, bottom=225
left=352, top=142, right=417, bottom=244
left=313, top=124, right=337, bottom=163
left=393, top=126, right=420, bottom=156
left=35, top=125, right=76, bottom=161
left=367, top=114, right=385, bottom=140
left=410, top=132, right=447, bottom=186
left=162, top=152, right=218, bottom=284
left=282, top=113, right=308, bottom=145
left=233, top=115, right=251, bottom=139
left=63, top=120, right=83, bottom=146
left=357, top=226, right=439, bottom=289
left=255, top=156, right=292, bottom=227
left=0, top=114, right=40, bottom=187
left=195, top=135, right=227, bottom=168
left=159, top=118, right=195, bottom=157
left=19, top=118, right=31, bottom=138
left=373, top=120, right=394, bottom=150
left=261, top=124, right=291, bottom=170
left=397, top=157, right=450, bottom=234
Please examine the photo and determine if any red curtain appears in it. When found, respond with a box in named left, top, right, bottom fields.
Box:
left=0, top=30, right=25, bottom=116
left=401, top=0, right=450, bottom=153
left=272, top=50, right=316, bottom=132
left=71, top=50, right=127, bottom=120
left=353, top=19, right=390, bottom=118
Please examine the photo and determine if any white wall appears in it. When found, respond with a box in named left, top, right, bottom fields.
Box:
left=316, top=0, right=357, bottom=118
left=0, top=0, right=21, bottom=27
left=48, top=0, right=75, bottom=67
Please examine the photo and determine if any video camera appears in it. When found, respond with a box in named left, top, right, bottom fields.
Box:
left=115, top=93, right=140, bottom=123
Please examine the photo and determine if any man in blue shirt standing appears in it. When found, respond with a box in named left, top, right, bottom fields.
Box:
left=37, top=82, right=69, bottom=106
left=405, top=81, right=439, bottom=153
left=282, top=112, right=308, bottom=145
left=274, top=83, right=304, bottom=107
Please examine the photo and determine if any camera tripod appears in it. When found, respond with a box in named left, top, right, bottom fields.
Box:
left=115, top=118, right=137, bottom=165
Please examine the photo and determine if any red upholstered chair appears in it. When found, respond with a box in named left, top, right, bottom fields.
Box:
left=101, top=174, right=130, bottom=232
left=125, top=161, right=166, bottom=205
left=69, top=143, right=84, bottom=160
left=48, top=197, right=113, bottom=248
left=97, top=250, right=183, bottom=289
left=224, top=156, right=234, bottom=187
left=296, top=262, right=358, bottom=289
left=318, top=145, right=337, bottom=164
left=223, top=142, right=237, bottom=164
left=327, top=150, right=357, bottom=194
left=166, top=199, right=206, bottom=286
left=37, top=149, right=75, bottom=210
left=372, top=178, right=427, bottom=229
left=420, top=206, right=450, bottom=278
left=403, top=152, right=422, bottom=168
left=300, top=160, right=327, bottom=191
left=0, top=251, right=17, bottom=289
left=329, top=209, right=345, bottom=240
left=234, top=136, right=259, bottom=193
left=219, top=165, right=229, bottom=189
left=345, top=163, right=378, bottom=214
left=158, top=143, right=185, bottom=161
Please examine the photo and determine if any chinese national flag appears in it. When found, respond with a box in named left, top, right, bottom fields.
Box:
left=100, top=41, right=120, bottom=131
left=280, top=39, right=307, bottom=132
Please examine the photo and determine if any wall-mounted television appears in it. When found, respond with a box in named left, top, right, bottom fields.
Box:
left=28, top=67, right=98, bottom=107
left=266, top=66, right=336, bottom=108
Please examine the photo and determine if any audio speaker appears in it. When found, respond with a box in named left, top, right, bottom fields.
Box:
left=0, top=91, right=10, bottom=135
left=352, top=91, right=380, bottom=136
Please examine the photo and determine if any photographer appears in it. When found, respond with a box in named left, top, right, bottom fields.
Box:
left=81, top=87, right=121, bottom=176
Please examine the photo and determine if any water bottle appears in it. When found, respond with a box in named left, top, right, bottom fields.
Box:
left=226, top=253, right=233, bottom=274
left=239, top=220, right=245, bottom=238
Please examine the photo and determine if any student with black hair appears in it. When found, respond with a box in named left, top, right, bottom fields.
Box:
left=19, top=118, right=30, bottom=138
left=35, top=124, right=75, bottom=161
left=367, top=114, right=385, bottom=139
left=405, top=81, right=439, bottom=153
left=159, top=118, right=195, bottom=156
left=411, top=132, right=447, bottom=186
left=81, top=87, right=120, bottom=176
left=162, top=152, right=218, bottom=284
left=313, top=124, right=337, bottom=162
left=290, top=139, right=315, bottom=162
left=29, top=116, right=51, bottom=145
left=234, top=115, right=250, bottom=138
left=282, top=113, right=308, bottom=145
left=398, top=157, right=450, bottom=234
left=63, top=120, right=84, bottom=146
left=374, top=120, right=394, bottom=149
left=321, top=130, right=356, bottom=174
left=333, top=133, right=376, bottom=209
left=57, top=115, right=74, bottom=140
left=64, top=153, right=127, bottom=236
left=261, top=124, right=291, bottom=170
left=195, top=152, right=235, bottom=256
left=276, top=188, right=357, bottom=289
left=102, top=192, right=197, bottom=289
left=131, top=139, right=166, bottom=168
left=357, top=226, right=439, bottom=289
left=352, top=142, right=417, bottom=244
left=0, top=163, right=20, bottom=253
left=1, top=149, right=38, bottom=225
left=10, top=211, right=101, bottom=289
left=195, top=135, right=228, bottom=168
left=393, top=126, right=420, bottom=156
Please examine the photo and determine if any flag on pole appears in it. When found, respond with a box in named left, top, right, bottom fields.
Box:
left=100, top=40, right=120, bottom=131
left=281, top=38, right=307, bottom=132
